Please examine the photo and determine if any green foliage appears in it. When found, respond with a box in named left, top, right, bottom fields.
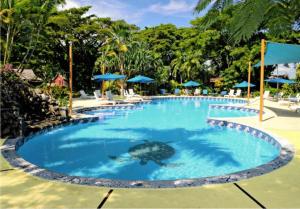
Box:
left=252, top=91, right=260, bottom=97
left=169, top=80, right=180, bottom=91
left=296, top=64, right=300, bottom=82
left=194, top=0, right=300, bottom=43
left=265, top=86, right=279, bottom=96
left=281, top=83, right=294, bottom=96
left=3, top=1, right=300, bottom=96
left=50, top=86, right=69, bottom=107
left=195, top=0, right=234, bottom=13
left=214, top=79, right=224, bottom=93
left=1, top=0, right=64, bottom=68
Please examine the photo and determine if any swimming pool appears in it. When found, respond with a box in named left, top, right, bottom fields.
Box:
left=15, top=97, right=284, bottom=185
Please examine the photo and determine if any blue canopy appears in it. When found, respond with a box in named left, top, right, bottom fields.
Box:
left=183, top=81, right=200, bottom=87
left=93, top=73, right=126, bottom=81
left=127, top=75, right=154, bottom=83
left=265, top=78, right=296, bottom=84
left=255, top=42, right=300, bottom=67
left=234, top=81, right=256, bottom=88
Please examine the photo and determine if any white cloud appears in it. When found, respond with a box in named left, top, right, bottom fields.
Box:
left=148, top=0, right=194, bottom=15
left=58, top=0, right=145, bottom=24
left=57, top=0, right=81, bottom=10
left=89, top=0, right=146, bottom=24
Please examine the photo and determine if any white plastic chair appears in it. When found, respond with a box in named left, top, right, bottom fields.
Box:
left=80, top=90, right=94, bottom=99
left=184, top=89, right=190, bottom=95
left=224, top=89, right=235, bottom=98
left=235, top=89, right=242, bottom=97
left=128, top=89, right=138, bottom=96
left=263, top=91, right=270, bottom=99
left=105, top=91, right=114, bottom=101
left=289, top=93, right=300, bottom=103
left=194, top=88, right=200, bottom=96
left=93, top=91, right=102, bottom=100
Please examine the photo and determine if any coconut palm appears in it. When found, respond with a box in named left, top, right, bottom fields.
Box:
left=195, top=0, right=300, bottom=42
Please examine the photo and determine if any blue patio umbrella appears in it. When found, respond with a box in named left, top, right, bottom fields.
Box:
left=183, top=81, right=200, bottom=87
left=92, top=73, right=126, bottom=97
left=127, top=75, right=154, bottom=95
left=127, top=75, right=154, bottom=83
left=265, top=78, right=296, bottom=84
left=234, top=81, right=256, bottom=88
left=265, top=78, right=296, bottom=99
left=92, top=73, right=126, bottom=81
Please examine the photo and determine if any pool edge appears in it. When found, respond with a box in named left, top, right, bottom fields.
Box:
left=0, top=97, right=294, bottom=188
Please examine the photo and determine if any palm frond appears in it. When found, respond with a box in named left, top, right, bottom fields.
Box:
left=230, top=0, right=270, bottom=43
left=195, top=0, right=236, bottom=13
left=194, top=0, right=214, bottom=13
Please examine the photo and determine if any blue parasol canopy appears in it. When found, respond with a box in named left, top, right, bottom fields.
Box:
left=127, top=75, right=154, bottom=83
left=234, top=81, right=256, bottom=88
left=255, top=42, right=300, bottom=67
left=92, top=73, right=126, bottom=81
left=183, top=81, right=200, bottom=87
left=265, top=78, right=296, bottom=84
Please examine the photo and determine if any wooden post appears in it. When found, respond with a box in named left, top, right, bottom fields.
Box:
left=259, top=39, right=265, bottom=122
left=69, top=41, right=73, bottom=116
left=101, top=65, right=105, bottom=98
left=247, top=61, right=251, bottom=104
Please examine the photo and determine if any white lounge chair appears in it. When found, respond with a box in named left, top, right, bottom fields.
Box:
left=263, top=90, right=270, bottom=99
left=94, top=91, right=116, bottom=105
left=79, top=90, right=94, bottom=99
left=126, top=89, right=144, bottom=100
left=184, top=89, right=190, bottom=95
left=289, top=104, right=300, bottom=112
left=289, top=93, right=300, bottom=103
left=194, top=88, right=200, bottom=96
left=105, top=90, right=114, bottom=100
left=93, top=90, right=102, bottom=100
left=124, top=90, right=143, bottom=101
left=235, top=89, right=242, bottom=97
left=129, top=89, right=142, bottom=97
left=224, top=89, right=235, bottom=98
left=106, top=91, right=132, bottom=104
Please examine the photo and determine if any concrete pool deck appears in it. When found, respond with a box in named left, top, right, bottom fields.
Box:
left=1, top=97, right=299, bottom=208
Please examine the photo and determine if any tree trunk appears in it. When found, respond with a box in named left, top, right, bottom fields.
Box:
left=101, top=65, right=105, bottom=97
left=120, top=62, right=125, bottom=96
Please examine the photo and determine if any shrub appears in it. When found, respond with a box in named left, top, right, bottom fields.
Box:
left=169, top=80, right=180, bottom=91
left=264, top=86, right=279, bottom=96
left=281, top=83, right=294, bottom=96
left=252, top=91, right=260, bottom=97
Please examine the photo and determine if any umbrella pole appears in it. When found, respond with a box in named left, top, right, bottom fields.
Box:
left=102, top=81, right=105, bottom=98
left=68, top=41, right=73, bottom=116
left=259, top=39, right=265, bottom=122
left=247, top=61, right=251, bottom=105
left=277, top=82, right=279, bottom=100
left=277, top=65, right=279, bottom=100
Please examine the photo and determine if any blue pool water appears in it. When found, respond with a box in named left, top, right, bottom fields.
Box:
left=18, top=99, right=280, bottom=181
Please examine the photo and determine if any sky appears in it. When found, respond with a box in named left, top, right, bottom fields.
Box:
left=58, top=0, right=209, bottom=28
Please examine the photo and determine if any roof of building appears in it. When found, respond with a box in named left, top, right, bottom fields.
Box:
left=13, top=69, right=42, bottom=81
left=52, top=74, right=67, bottom=81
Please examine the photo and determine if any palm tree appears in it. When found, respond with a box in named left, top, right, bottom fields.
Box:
left=195, top=0, right=300, bottom=42
left=106, top=34, right=128, bottom=95
left=195, top=0, right=233, bottom=12
left=1, top=0, right=64, bottom=68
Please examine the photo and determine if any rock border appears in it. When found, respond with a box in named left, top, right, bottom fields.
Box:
left=1, top=97, right=294, bottom=188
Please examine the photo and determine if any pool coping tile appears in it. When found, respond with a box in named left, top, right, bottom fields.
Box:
left=0, top=97, right=294, bottom=188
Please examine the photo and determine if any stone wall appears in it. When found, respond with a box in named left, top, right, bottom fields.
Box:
left=0, top=69, right=67, bottom=138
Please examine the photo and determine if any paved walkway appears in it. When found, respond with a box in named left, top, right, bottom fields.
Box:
left=1, top=97, right=299, bottom=208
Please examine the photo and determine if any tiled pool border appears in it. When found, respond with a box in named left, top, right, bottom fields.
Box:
left=1, top=97, right=294, bottom=188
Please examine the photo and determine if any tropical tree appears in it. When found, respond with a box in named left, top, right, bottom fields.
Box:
left=195, top=0, right=300, bottom=42
left=0, top=0, right=64, bottom=69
